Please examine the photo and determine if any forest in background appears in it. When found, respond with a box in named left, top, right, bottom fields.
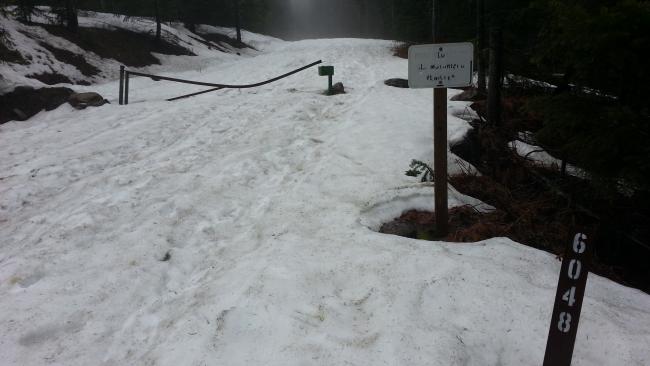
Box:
left=4, top=1, right=647, bottom=100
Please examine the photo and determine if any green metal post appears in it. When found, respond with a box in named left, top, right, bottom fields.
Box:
left=328, top=75, right=333, bottom=95
left=119, top=65, right=124, bottom=105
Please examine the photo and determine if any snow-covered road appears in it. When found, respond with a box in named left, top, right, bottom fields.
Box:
left=1, top=34, right=649, bottom=365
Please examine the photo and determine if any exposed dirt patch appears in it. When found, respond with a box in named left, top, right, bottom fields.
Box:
left=0, top=35, right=28, bottom=64
left=378, top=171, right=642, bottom=291
left=380, top=206, right=510, bottom=242
left=41, top=25, right=195, bottom=67
left=382, top=163, right=575, bottom=253
left=326, top=82, right=346, bottom=96
left=392, top=42, right=411, bottom=59
left=382, top=72, right=650, bottom=293
left=0, top=86, right=74, bottom=124
left=188, top=34, right=227, bottom=52
left=198, top=32, right=255, bottom=50
left=452, top=126, right=649, bottom=293
left=449, top=172, right=576, bottom=253
left=38, top=41, right=100, bottom=77
left=27, top=72, right=73, bottom=85
left=384, top=78, right=409, bottom=88
left=389, top=105, right=650, bottom=292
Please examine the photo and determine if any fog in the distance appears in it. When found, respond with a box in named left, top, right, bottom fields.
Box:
left=266, top=0, right=388, bottom=40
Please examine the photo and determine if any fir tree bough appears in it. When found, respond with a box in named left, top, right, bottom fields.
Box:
left=405, top=159, right=434, bottom=183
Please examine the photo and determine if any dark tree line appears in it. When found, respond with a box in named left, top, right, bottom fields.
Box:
left=79, top=0, right=266, bottom=43
left=4, top=0, right=647, bottom=97
left=1, top=0, right=266, bottom=44
left=2, top=1, right=79, bottom=30
left=390, top=0, right=650, bottom=195
left=373, top=0, right=650, bottom=196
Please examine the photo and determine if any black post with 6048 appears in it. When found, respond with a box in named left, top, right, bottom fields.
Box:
left=543, top=231, right=593, bottom=366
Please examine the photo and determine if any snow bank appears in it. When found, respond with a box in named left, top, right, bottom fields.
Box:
left=1, top=32, right=649, bottom=366
left=509, top=139, right=587, bottom=178
left=359, top=184, right=493, bottom=231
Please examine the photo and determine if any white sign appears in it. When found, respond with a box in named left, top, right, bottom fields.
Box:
left=408, top=43, right=474, bottom=89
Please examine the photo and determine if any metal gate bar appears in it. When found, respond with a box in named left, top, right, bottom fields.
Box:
left=119, top=60, right=322, bottom=105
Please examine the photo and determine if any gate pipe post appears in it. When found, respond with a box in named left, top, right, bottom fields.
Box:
left=124, top=71, right=130, bottom=105
left=328, top=75, right=333, bottom=95
left=119, top=65, right=125, bottom=105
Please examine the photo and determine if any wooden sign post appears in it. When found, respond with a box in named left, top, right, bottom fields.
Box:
left=543, top=231, right=593, bottom=366
left=408, top=43, right=474, bottom=236
left=433, top=88, right=448, bottom=235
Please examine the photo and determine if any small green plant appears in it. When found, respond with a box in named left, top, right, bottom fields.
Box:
left=405, top=159, right=434, bottom=182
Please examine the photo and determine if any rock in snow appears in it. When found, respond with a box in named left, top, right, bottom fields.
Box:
left=331, top=82, right=345, bottom=95
left=68, top=92, right=109, bottom=110
left=384, top=78, right=409, bottom=88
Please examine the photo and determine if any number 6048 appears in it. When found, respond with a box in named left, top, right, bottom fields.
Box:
left=556, top=233, right=587, bottom=333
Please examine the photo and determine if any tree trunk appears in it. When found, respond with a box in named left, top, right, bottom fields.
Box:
left=154, top=0, right=162, bottom=44
left=476, top=0, right=486, bottom=93
left=487, top=27, right=503, bottom=126
left=66, top=0, right=78, bottom=33
left=234, top=0, right=242, bottom=43
left=553, top=65, right=575, bottom=95
left=17, top=0, right=32, bottom=23
left=431, top=0, right=437, bottom=40
left=391, top=0, right=395, bottom=38
left=357, top=0, right=367, bottom=37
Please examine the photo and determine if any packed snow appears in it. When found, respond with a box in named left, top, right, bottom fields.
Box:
left=1, top=15, right=650, bottom=366
left=508, top=138, right=587, bottom=179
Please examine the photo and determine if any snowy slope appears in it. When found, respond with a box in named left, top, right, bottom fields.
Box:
left=0, top=9, right=275, bottom=94
left=1, top=33, right=649, bottom=366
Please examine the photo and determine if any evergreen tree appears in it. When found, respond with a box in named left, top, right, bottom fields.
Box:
left=234, top=0, right=241, bottom=42
left=11, top=0, right=37, bottom=23
left=476, top=0, right=486, bottom=92
left=527, top=0, right=650, bottom=194
left=65, top=0, right=79, bottom=32
left=48, top=0, right=79, bottom=32
left=154, top=0, right=162, bottom=42
left=531, top=0, right=650, bottom=108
